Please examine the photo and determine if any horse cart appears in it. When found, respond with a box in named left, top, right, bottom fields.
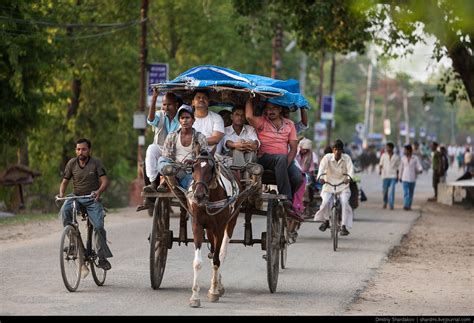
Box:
left=143, top=165, right=290, bottom=294
left=141, top=65, right=310, bottom=306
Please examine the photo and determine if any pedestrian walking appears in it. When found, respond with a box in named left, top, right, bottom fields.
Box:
left=399, top=144, right=423, bottom=210
left=379, top=142, right=400, bottom=210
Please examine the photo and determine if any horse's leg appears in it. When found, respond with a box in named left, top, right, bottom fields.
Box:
left=207, top=227, right=221, bottom=302
left=190, top=222, right=204, bottom=308
left=217, top=213, right=238, bottom=296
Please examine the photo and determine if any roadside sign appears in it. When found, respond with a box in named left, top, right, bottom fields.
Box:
left=320, top=95, right=335, bottom=121
left=419, top=127, right=426, bottom=137
left=355, top=123, right=365, bottom=134
left=383, top=119, right=391, bottom=136
left=314, top=122, right=327, bottom=142
left=400, top=122, right=407, bottom=136
left=148, top=63, right=169, bottom=106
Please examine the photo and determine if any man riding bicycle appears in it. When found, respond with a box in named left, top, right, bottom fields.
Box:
left=58, top=138, right=112, bottom=271
left=314, top=139, right=354, bottom=236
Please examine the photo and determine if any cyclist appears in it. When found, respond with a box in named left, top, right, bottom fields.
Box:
left=58, top=138, right=112, bottom=272
left=313, top=139, right=354, bottom=236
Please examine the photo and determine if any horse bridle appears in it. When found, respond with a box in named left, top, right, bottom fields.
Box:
left=191, top=154, right=216, bottom=197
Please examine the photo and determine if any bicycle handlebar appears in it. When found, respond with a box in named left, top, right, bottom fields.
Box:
left=55, top=193, right=95, bottom=201
left=317, top=173, right=353, bottom=187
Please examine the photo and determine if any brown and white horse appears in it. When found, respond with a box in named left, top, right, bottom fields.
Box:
left=186, top=148, right=242, bottom=308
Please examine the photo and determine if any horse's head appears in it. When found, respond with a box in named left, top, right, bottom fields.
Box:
left=191, top=148, right=216, bottom=206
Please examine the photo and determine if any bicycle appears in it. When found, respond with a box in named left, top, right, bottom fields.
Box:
left=318, top=173, right=352, bottom=252
left=55, top=194, right=107, bottom=292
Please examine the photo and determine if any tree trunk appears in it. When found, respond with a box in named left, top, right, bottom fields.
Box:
left=17, top=134, right=28, bottom=166
left=166, top=0, right=180, bottom=59
left=271, top=24, right=283, bottom=79
left=448, top=42, right=474, bottom=107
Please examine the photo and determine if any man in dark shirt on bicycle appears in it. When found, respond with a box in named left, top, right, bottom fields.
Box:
left=58, top=138, right=112, bottom=272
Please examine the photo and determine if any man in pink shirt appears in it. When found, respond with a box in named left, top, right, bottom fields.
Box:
left=245, top=97, right=304, bottom=222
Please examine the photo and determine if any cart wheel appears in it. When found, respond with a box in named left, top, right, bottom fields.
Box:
left=279, top=205, right=288, bottom=269
left=150, top=198, right=170, bottom=289
left=266, top=199, right=281, bottom=293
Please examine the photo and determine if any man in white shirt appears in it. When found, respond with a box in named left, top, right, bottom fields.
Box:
left=223, top=106, right=260, bottom=166
left=379, top=142, right=400, bottom=210
left=399, top=144, right=423, bottom=211
left=191, top=90, right=225, bottom=154
left=314, top=139, right=355, bottom=236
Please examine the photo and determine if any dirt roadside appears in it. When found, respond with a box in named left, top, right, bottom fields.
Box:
left=1, top=203, right=472, bottom=315
left=346, top=202, right=473, bottom=316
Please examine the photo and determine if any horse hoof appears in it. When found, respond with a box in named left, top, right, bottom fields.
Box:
left=189, top=299, right=201, bottom=308
left=207, top=252, right=214, bottom=259
left=218, top=287, right=225, bottom=296
left=207, top=292, right=220, bottom=302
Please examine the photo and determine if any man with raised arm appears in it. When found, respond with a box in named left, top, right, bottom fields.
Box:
left=245, top=96, right=304, bottom=222
left=314, top=139, right=354, bottom=236
left=144, top=89, right=180, bottom=193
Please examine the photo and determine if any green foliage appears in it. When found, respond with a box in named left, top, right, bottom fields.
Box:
left=234, top=0, right=371, bottom=55
left=0, top=0, right=60, bottom=147
left=360, top=0, right=474, bottom=105
left=333, top=90, right=363, bottom=142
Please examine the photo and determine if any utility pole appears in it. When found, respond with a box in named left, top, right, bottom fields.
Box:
left=369, top=98, right=375, bottom=136
left=381, top=79, right=388, bottom=144
left=402, top=88, right=409, bottom=144
left=130, top=0, right=148, bottom=206
left=327, top=54, right=336, bottom=144
left=317, top=51, right=325, bottom=123
left=299, top=53, right=307, bottom=95
left=362, top=63, right=372, bottom=149
left=271, top=24, right=283, bottom=79
left=450, top=109, right=456, bottom=144
left=138, top=0, right=148, bottom=174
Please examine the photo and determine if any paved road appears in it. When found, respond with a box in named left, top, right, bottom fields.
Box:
left=0, top=168, right=461, bottom=315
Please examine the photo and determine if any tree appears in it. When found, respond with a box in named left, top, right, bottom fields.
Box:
left=0, top=1, right=60, bottom=150
left=360, top=0, right=474, bottom=106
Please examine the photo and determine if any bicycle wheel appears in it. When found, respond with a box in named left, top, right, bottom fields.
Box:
left=150, top=198, right=170, bottom=289
left=90, top=224, right=107, bottom=286
left=266, top=199, right=280, bottom=293
left=331, top=205, right=338, bottom=252
left=60, top=225, right=82, bottom=292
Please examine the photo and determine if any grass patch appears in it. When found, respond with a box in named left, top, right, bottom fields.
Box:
left=0, top=212, right=59, bottom=226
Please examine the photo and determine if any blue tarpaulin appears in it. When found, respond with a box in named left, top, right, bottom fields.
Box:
left=152, top=65, right=310, bottom=111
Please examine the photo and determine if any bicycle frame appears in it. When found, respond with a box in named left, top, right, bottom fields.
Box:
left=56, top=194, right=106, bottom=291
left=317, top=173, right=352, bottom=251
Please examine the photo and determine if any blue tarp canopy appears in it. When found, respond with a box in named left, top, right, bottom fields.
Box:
left=152, top=65, right=310, bottom=111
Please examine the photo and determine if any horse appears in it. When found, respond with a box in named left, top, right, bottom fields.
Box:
left=186, top=147, right=242, bottom=308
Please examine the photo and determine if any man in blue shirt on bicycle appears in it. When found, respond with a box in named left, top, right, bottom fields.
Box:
left=58, top=138, right=112, bottom=272
left=314, top=139, right=355, bottom=236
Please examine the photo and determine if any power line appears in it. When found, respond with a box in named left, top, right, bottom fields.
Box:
left=0, top=20, right=141, bottom=40
left=0, top=15, right=144, bottom=29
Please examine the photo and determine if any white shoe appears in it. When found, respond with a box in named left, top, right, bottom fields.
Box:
left=81, top=264, right=90, bottom=279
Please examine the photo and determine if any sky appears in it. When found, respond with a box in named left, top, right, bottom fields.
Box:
left=380, top=36, right=453, bottom=83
